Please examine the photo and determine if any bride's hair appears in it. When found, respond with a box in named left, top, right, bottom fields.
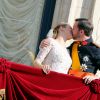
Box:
left=53, top=22, right=68, bottom=39
left=46, top=22, right=69, bottom=39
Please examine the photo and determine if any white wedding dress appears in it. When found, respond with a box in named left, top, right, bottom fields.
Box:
left=35, top=38, right=72, bottom=74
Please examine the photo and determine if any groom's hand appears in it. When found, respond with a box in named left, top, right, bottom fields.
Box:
left=40, top=38, right=50, bottom=48
left=83, top=70, right=100, bottom=84
left=83, top=75, right=100, bottom=84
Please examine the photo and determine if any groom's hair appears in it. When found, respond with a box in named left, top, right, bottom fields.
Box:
left=75, top=18, right=93, bottom=36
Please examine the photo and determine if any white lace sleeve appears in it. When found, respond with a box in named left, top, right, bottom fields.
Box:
left=35, top=39, right=52, bottom=64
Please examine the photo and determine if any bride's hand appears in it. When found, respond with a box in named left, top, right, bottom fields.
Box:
left=42, top=65, right=50, bottom=74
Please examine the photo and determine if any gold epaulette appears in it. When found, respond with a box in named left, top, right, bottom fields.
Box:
left=92, top=42, right=100, bottom=48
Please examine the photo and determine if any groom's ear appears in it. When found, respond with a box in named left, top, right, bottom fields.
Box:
left=80, top=30, right=84, bottom=35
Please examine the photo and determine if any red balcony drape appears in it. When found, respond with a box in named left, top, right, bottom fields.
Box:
left=0, top=58, right=100, bottom=100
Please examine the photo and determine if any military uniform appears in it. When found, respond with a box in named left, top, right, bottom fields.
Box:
left=68, top=38, right=100, bottom=74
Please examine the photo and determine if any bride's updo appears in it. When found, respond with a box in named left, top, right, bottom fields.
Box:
left=47, top=22, right=68, bottom=39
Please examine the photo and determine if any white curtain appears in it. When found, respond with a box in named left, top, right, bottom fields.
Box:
left=0, top=0, right=45, bottom=65
left=92, top=0, right=100, bottom=46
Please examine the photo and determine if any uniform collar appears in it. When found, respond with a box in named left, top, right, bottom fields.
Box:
left=81, top=37, right=93, bottom=46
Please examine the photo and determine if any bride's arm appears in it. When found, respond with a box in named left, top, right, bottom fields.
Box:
left=33, top=39, right=52, bottom=68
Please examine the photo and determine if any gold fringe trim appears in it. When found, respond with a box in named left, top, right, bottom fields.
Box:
left=0, top=89, right=6, bottom=100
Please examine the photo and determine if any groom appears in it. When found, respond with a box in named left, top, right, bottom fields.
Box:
left=39, top=18, right=100, bottom=84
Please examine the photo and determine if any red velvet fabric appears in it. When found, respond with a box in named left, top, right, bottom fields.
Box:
left=0, top=58, right=100, bottom=100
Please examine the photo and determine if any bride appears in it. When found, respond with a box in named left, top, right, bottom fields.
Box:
left=34, top=23, right=72, bottom=74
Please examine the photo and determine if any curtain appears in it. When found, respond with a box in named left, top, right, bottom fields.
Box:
left=0, top=0, right=45, bottom=66
left=0, top=58, right=100, bottom=100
